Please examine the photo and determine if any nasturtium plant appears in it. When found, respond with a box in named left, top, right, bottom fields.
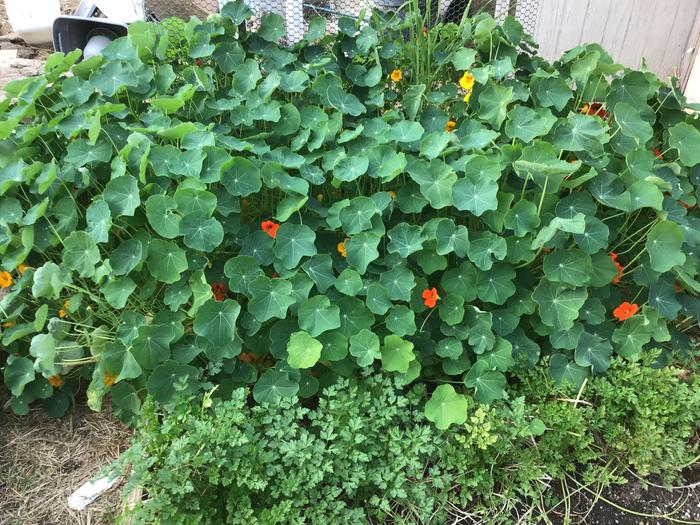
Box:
left=0, top=1, right=698, bottom=423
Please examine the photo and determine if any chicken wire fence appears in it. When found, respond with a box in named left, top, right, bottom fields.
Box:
left=144, top=0, right=541, bottom=44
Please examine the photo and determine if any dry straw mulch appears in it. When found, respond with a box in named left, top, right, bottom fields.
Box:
left=0, top=405, right=132, bottom=525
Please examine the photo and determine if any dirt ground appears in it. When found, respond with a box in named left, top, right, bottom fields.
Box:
left=0, top=405, right=132, bottom=525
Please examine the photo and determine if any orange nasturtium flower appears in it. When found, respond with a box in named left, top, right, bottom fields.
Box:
left=609, top=252, right=624, bottom=285
left=211, top=282, right=227, bottom=301
left=103, top=372, right=117, bottom=387
left=613, top=302, right=638, bottom=322
left=0, top=271, right=12, bottom=288
left=581, top=102, right=607, bottom=119
left=390, top=69, right=403, bottom=82
left=238, top=352, right=256, bottom=363
left=48, top=375, right=63, bottom=388
left=445, top=120, right=457, bottom=132
left=337, top=241, right=347, bottom=257
left=58, top=309, right=67, bottom=318
left=17, top=264, right=27, bottom=274
left=2, top=321, right=15, bottom=328
left=387, top=190, right=396, bottom=199
left=652, top=147, right=664, bottom=160
left=459, top=71, right=475, bottom=90
left=422, top=288, right=440, bottom=308
left=261, top=220, right=280, bottom=239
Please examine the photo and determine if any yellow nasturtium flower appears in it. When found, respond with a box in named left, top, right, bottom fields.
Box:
left=0, top=271, right=12, bottom=288
left=337, top=241, right=347, bottom=257
left=390, top=69, right=403, bottom=82
left=459, top=71, right=475, bottom=90
left=463, top=91, right=472, bottom=103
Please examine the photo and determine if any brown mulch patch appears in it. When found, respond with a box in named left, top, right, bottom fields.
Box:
left=0, top=405, right=132, bottom=525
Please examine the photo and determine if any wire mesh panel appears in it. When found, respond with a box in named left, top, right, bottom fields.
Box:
left=146, top=0, right=541, bottom=43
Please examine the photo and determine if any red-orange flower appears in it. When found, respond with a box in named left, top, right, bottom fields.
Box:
left=196, top=58, right=203, bottom=67
left=581, top=102, right=607, bottom=119
left=422, top=288, right=440, bottom=308
left=613, top=302, right=638, bottom=322
left=610, top=252, right=624, bottom=285
left=103, top=372, right=117, bottom=387
left=675, top=282, right=683, bottom=293
left=652, top=147, right=664, bottom=160
left=211, top=281, right=227, bottom=301
left=48, top=375, right=63, bottom=388
left=261, top=220, right=280, bottom=239
left=238, top=352, right=256, bottom=363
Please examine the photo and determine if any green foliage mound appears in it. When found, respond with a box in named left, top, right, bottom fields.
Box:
left=115, top=363, right=700, bottom=524
left=0, top=1, right=699, bottom=421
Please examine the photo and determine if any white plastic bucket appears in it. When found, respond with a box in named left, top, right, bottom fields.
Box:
left=5, top=0, right=61, bottom=44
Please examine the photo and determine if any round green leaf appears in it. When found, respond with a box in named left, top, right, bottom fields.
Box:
left=193, top=299, right=240, bottom=347
left=380, top=335, right=415, bottom=373
left=287, top=331, right=322, bottom=368
left=348, top=328, right=380, bottom=367
left=298, top=295, right=340, bottom=337
left=424, top=384, right=468, bottom=429
left=273, top=223, right=317, bottom=269
left=145, top=194, right=180, bottom=239
left=253, top=369, right=299, bottom=403
left=147, top=240, right=188, bottom=283
left=62, top=231, right=100, bottom=278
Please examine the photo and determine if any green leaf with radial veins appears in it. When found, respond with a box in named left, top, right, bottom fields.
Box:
left=298, top=295, right=340, bottom=337
left=645, top=221, right=685, bottom=273
left=4, top=357, right=34, bottom=396
left=532, top=281, right=587, bottom=331
left=476, top=264, right=516, bottom=305
left=334, top=155, right=369, bottom=182
left=213, top=42, right=245, bottom=73
left=232, top=59, right=262, bottom=94
left=145, top=194, right=180, bottom=239
left=379, top=266, right=416, bottom=302
left=552, top=113, right=610, bottom=155
left=407, top=158, right=457, bottom=209
left=380, top=335, right=415, bottom=373
left=530, top=69, right=572, bottom=111
left=385, top=305, right=416, bottom=336
left=669, top=122, right=700, bottom=167
left=85, top=200, right=112, bottom=243
left=574, top=332, right=612, bottom=373
left=549, top=354, right=589, bottom=389
left=441, top=261, right=478, bottom=301
left=456, top=120, right=499, bottom=150
left=253, top=369, right=298, bottom=403
left=273, top=223, right=317, bottom=269
left=514, top=142, right=581, bottom=192
left=248, top=276, right=295, bottom=322
left=326, top=85, right=366, bottom=116
left=287, top=331, right=322, bottom=368
left=477, top=83, right=513, bottom=128
left=220, top=157, right=262, bottom=197
left=335, top=268, right=363, bottom=296
left=103, top=175, right=140, bottom=217
left=464, top=361, right=507, bottom=403
left=424, top=384, right=468, bottom=429
left=110, top=239, right=142, bottom=276
left=224, top=255, right=264, bottom=295
left=349, top=328, right=380, bottom=367
left=365, top=283, right=392, bottom=315
left=614, top=102, right=653, bottom=145
left=193, top=299, right=240, bottom=347
left=387, top=223, right=424, bottom=257
left=452, top=173, right=499, bottom=216
left=147, top=240, right=188, bottom=283
left=62, top=231, right=100, bottom=277
left=435, top=219, right=469, bottom=257
left=258, top=12, right=286, bottom=42
left=505, top=105, right=557, bottom=143
left=345, top=232, right=381, bottom=275
left=388, top=120, right=424, bottom=142
left=504, top=200, right=539, bottom=237
left=542, top=249, right=592, bottom=286
left=337, top=296, right=375, bottom=337
left=339, top=197, right=377, bottom=234
left=179, top=213, right=224, bottom=252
